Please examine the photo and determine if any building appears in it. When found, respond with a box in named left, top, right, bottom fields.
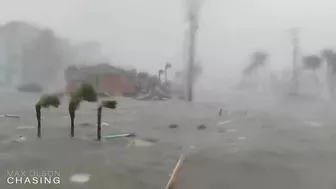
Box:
left=65, top=63, right=136, bottom=96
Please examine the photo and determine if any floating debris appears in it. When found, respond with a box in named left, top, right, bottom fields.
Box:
left=103, top=133, right=136, bottom=140
left=15, top=136, right=26, bottom=142
left=0, top=114, right=20, bottom=118
left=69, top=174, right=90, bottom=183
left=168, top=124, right=179, bottom=129
left=165, top=155, right=185, bottom=189
left=197, top=124, right=207, bottom=130
left=101, top=122, right=109, bottom=126
left=218, top=120, right=232, bottom=125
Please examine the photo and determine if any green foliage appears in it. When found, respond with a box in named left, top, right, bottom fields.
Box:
left=101, top=100, right=117, bottom=109
left=69, top=98, right=81, bottom=111
left=71, top=83, right=97, bottom=102
left=303, top=55, right=322, bottom=70
left=69, top=83, right=97, bottom=111
left=36, top=95, right=60, bottom=108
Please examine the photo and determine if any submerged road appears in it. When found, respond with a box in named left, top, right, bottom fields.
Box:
left=0, top=91, right=335, bottom=189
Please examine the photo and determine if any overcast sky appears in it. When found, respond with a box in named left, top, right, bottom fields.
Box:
left=0, top=0, right=336, bottom=81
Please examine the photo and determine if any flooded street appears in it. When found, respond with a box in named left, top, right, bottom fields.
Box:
left=0, top=90, right=336, bottom=188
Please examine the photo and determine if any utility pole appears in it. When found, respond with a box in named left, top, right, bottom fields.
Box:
left=290, top=27, right=300, bottom=95
left=185, top=0, right=202, bottom=102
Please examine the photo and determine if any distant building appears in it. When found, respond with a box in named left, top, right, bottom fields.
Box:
left=0, top=21, right=40, bottom=86
left=65, top=63, right=136, bottom=96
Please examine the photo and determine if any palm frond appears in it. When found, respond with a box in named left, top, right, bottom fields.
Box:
left=37, top=95, right=60, bottom=108
left=72, top=83, right=97, bottom=102
left=165, top=63, right=172, bottom=70
left=69, top=97, right=81, bottom=111
left=303, top=55, right=322, bottom=70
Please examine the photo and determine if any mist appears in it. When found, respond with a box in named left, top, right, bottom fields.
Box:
left=0, top=0, right=335, bottom=87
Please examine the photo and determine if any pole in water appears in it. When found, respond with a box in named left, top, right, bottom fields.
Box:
left=35, top=105, right=41, bottom=138
left=97, top=107, right=102, bottom=141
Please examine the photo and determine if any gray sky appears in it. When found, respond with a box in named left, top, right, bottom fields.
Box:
left=1, top=0, right=336, bottom=81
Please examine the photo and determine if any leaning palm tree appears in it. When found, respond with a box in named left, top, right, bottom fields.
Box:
left=164, top=62, right=172, bottom=83
left=35, top=94, right=60, bottom=138
left=69, top=83, right=97, bottom=138
left=158, top=69, right=164, bottom=82
left=97, top=100, right=117, bottom=140
left=243, top=51, right=268, bottom=76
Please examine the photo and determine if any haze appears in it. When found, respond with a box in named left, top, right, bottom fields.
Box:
left=0, top=0, right=335, bottom=83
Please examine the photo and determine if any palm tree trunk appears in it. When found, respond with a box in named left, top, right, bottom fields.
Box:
left=165, top=69, right=167, bottom=83
left=35, top=104, right=41, bottom=138
left=69, top=108, right=75, bottom=138
left=97, top=106, right=102, bottom=141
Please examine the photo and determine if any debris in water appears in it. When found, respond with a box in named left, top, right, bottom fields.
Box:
left=101, top=122, right=109, bottom=126
left=168, top=124, right=179, bottom=129
left=103, top=133, right=136, bottom=140
left=197, top=124, right=207, bottom=130
left=0, top=114, right=20, bottom=118
left=218, top=120, right=232, bottom=125
left=15, top=136, right=26, bottom=142
left=69, top=174, right=90, bottom=183
left=165, top=154, right=185, bottom=189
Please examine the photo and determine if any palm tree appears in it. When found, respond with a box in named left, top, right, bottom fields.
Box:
left=69, top=83, right=97, bottom=138
left=243, top=51, right=268, bottom=76
left=164, top=62, right=172, bottom=83
left=158, top=69, right=164, bottom=82
left=321, top=49, right=336, bottom=97
left=35, top=95, right=60, bottom=138
left=97, top=100, right=117, bottom=140
left=303, top=54, right=322, bottom=86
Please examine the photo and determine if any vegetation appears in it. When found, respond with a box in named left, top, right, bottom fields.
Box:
left=68, top=83, right=97, bottom=138
left=303, top=55, right=322, bottom=71
left=158, top=69, right=164, bottom=82
left=97, top=100, right=117, bottom=140
left=164, top=62, right=172, bottom=83
left=35, top=95, right=61, bottom=138
left=243, top=51, right=268, bottom=75
left=303, top=54, right=322, bottom=86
